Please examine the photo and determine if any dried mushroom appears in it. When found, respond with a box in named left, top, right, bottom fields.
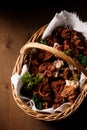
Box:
left=20, top=26, right=87, bottom=110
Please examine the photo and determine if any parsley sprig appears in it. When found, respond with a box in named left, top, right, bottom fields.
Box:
left=77, top=54, right=87, bottom=66
left=21, top=72, right=44, bottom=90
left=63, top=49, right=72, bottom=55
left=32, top=95, right=43, bottom=110
left=40, top=39, right=46, bottom=45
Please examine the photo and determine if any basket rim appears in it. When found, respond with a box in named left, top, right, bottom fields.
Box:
left=11, top=24, right=87, bottom=121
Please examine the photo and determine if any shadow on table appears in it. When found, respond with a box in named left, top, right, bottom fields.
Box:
left=41, top=97, right=87, bottom=129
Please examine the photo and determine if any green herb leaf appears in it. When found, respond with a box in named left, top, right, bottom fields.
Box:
left=21, top=72, right=44, bottom=90
left=40, top=39, right=46, bottom=45
left=21, top=72, right=33, bottom=84
left=63, top=49, right=72, bottom=55
left=77, top=54, right=87, bottom=66
left=32, top=95, right=43, bottom=109
left=72, top=73, right=79, bottom=81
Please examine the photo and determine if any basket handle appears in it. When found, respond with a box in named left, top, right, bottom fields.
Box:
left=20, top=42, right=87, bottom=77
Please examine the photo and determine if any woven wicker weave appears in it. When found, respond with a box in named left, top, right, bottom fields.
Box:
left=11, top=25, right=87, bottom=121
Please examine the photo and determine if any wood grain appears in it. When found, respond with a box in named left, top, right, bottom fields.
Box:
left=0, top=11, right=40, bottom=130
left=0, top=10, right=54, bottom=130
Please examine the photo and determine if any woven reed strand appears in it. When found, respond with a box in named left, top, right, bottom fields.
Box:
left=11, top=24, right=87, bottom=121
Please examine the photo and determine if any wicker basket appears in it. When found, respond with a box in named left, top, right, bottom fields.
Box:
left=11, top=24, right=87, bottom=121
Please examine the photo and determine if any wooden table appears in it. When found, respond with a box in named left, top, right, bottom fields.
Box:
left=0, top=2, right=87, bottom=129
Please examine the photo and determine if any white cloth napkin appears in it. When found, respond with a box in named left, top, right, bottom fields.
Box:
left=42, top=10, right=87, bottom=40
left=11, top=64, right=29, bottom=100
left=29, top=100, right=71, bottom=113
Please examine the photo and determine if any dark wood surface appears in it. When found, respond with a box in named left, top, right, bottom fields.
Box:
left=0, top=1, right=87, bottom=130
